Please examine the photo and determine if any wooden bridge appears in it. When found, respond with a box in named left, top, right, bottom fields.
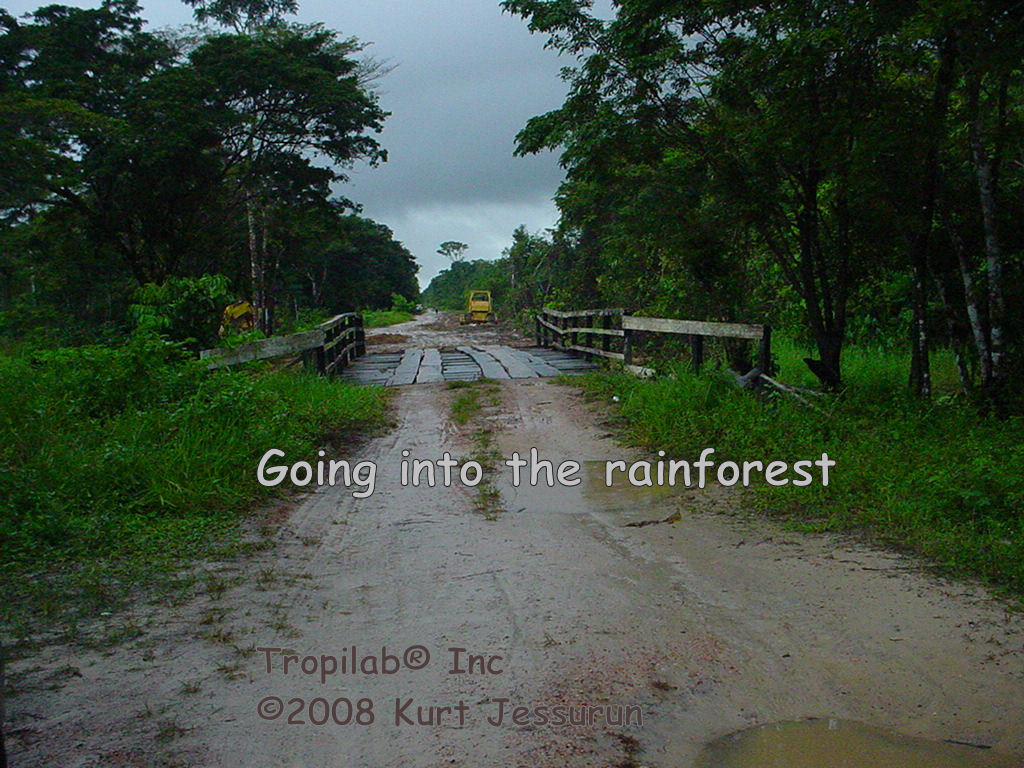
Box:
left=198, top=307, right=770, bottom=386
left=338, top=345, right=595, bottom=386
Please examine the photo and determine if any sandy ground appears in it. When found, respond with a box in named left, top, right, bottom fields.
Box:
left=5, top=321, right=1024, bottom=767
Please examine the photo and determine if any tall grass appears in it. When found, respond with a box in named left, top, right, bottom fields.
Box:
left=582, top=340, right=1024, bottom=595
left=362, top=309, right=415, bottom=328
left=0, top=334, right=390, bottom=630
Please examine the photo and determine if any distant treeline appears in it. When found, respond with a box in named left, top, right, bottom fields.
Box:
left=496, top=0, right=1023, bottom=410
left=0, top=0, right=418, bottom=343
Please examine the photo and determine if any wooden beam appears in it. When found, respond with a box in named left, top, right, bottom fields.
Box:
left=201, top=329, right=324, bottom=369
left=622, top=315, right=765, bottom=340
left=536, top=316, right=563, bottom=334
left=480, top=345, right=539, bottom=378
left=561, top=326, right=624, bottom=337
left=562, top=344, right=624, bottom=361
left=387, top=348, right=424, bottom=386
left=539, top=307, right=625, bottom=319
left=457, top=346, right=510, bottom=379
left=323, top=326, right=359, bottom=352
left=415, top=348, right=444, bottom=383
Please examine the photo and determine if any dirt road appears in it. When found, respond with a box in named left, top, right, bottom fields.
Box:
left=6, top=320, right=1024, bottom=767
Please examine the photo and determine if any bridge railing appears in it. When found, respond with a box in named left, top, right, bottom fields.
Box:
left=199, top=312, right=365, bottom=374
left=535, top=307, right=772, bottom=375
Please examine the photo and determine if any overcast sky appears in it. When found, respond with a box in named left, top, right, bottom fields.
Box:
left=4, top=0, right=571, bottom=288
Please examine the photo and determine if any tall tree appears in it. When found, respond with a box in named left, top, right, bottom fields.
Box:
left=184, top=24, right=387, bottom=331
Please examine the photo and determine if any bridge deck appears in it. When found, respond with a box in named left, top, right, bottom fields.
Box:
left=339, top=345, right=597, bottom=386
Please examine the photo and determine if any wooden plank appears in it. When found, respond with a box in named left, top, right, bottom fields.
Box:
left=562, top=326, right=624, bottom=337
left=201, top=329, right=324, bottom=369
left=562, top=344, right=625, bottom=361
left=317, top=312, right=361, bottom=331
left=387, top=348, right=424, bottom=386
left=323, top=326, right=358, bottom=352
left=456, top=346, right=510, bottom=379
left=324, top=339, right=363, bottom=374
left=505, top=347, right=561, bottom=377
left=537, top=316, right=564, bottom=335
left=540, top=307, right=625, bottom=319
left=415, top=348, right=444, bottom=383
left=480, top=346, right=539, bottom=379
left=622, top=315, right=764, bottom=340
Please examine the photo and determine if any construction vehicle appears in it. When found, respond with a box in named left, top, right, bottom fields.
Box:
left=219, top=299, right=255, bottom=337
left=460, top=290, right=496, bottom=324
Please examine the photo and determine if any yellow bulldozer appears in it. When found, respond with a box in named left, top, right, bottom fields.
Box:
left=460, top=289, right=496, bottom=324
left=219, top=299, right=255, bottom=337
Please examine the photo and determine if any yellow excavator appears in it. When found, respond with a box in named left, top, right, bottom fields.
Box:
left=460, top=289, right=496, bottom=324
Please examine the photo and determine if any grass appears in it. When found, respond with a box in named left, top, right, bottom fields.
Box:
left=446, top=379, right=504, bottom=518
left=580, top=338, right=1024, bottom=597
left=362, top=309, right=415, bottom=328
left=0, top=332, right=392, bottom=635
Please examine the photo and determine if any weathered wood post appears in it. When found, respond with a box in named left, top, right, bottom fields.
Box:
left=535, top=313, right=542, bottom=347
left=691, top=335, right=704, bottom=374
left=623, top=324, right=634, bottom=366
left=759, top=325, right=773, bottom=376
left=602, top=314, right=612, bottom=355
left=356, top=313, right=366, bottom=357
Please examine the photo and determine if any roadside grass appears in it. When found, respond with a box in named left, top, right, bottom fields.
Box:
left=446, top=379, right=504, bottom=518
left=580, top=339, right=1024, bottom=597
left=362, top=309, right=415, bottom=328
left=0, top=333, right=392, bottom=637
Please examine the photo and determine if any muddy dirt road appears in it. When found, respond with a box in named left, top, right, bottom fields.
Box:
left=7, top=320, right=1024, bottom=767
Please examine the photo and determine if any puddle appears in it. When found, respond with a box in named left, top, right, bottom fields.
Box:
left=693, top=719, right=1020, bottom=768
left=581, top=459, right=682, bottom=510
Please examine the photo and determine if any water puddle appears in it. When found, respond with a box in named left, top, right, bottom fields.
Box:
left=581, top=460, right=681, bottom=510
left=693, top=719, right=1019, bottom=768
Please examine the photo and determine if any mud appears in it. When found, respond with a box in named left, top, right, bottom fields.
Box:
left=365, top=310, right=528, bottom=353
left=5, top=365, right=1024, bottom=767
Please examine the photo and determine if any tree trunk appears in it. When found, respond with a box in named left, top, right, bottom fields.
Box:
left=967, top=71, right=1007, bottom=414
left=246, top=195, right=266, bottom=333
left=259, top=205, right=274, bottom=334
left=795, top=164, right=844, bottom=389
left=907, top=34, right=957, bottom=398
left=951, top=227, right=991, bottom=386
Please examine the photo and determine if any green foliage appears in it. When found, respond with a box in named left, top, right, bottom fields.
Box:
left=421, top=259, right=509, bottom=311
left=0, top=2, right=412, bottom=341
left=183, top=0, right=298, bottom=33
left=0, top=338, right=390, bottom=625
left=362, top=310, right=413, bottom=328
left=388, top=293, right=418, bottom=314
left=130, top=274, right=234, bottom=350
left=503, top=0, right=1024, bottom=397
left=437, top=241, right=468, bottom=262
left=580, top=345, right=1024, bottom=594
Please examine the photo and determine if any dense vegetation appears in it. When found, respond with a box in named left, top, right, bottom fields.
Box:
left=0, top=0, right=411, bottom=629
left=582, top=344, right=1024, bottom=595
left=421, top=258, right=510, bottom=311
left=490, top=0, right=1023, bottom=413
left=0, top=0, right=419, bottom=341
left=0, top=335, right=391, bottom=630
